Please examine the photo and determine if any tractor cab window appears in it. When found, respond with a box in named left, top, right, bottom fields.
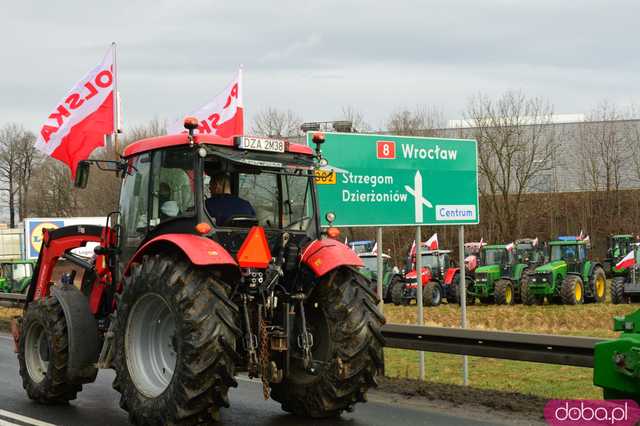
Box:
left=150, top=149, right=195, bottom=226
left=420, top=254, right=440, bottom=270
left=10, top=263, right=32, bottom=281
left=551, top=244, right=582, bottom=262
left=482, top=248, right=506, bottom=265
left=119, top=153, right=152, bottom=250
left=203, top=164, right=313, bottom=231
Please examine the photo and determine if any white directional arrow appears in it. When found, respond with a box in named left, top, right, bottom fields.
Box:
left=404, top=171, right=432, bottom=223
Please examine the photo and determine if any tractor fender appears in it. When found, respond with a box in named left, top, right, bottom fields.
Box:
left=301, top=239, right=363, bottom=277
left=444, top=267, right=459, bottom=285
left=124, top=234, right=237, bottom=276
left=50, top=284, right=99, bottom=384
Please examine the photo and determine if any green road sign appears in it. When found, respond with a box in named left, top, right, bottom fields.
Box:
left=313, top=132, right=479, bottom=227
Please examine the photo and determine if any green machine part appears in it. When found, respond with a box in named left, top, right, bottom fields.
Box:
left=594, top=310, right=640, bottom=402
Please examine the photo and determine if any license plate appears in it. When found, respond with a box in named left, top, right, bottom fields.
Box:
left=238, top=136, right=285, bottom=153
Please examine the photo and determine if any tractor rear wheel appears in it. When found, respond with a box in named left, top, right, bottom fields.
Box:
left=422, top=281, right=442, bottom=307
left=18, top=296, right=82, bottom=403
left=589, top=266, right=607, bottom=303
left=611, top=277, right=626, bottom=304
left=112, top=255, right=239, bottom=425
left=494, top=279, right=514, bottom=305
left=270, top=267, right=385, bottom=418
left=561, top=275, right=584, bottom=305
left=391, top=280, right=404, bottom=305
left=386, top=276, right=402, bottom=303
left=452, top=274, right=474, bottom=305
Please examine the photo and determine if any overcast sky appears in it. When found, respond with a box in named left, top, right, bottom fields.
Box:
left=2, top=0, right=640, bottom=133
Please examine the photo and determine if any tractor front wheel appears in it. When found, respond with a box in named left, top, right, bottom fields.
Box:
left=494, top=279, right=514, bottom=305
left=521, top=281, right=543, bottom=305
left=611, top=277, right=626, bottom=304
left=386, top=276, right=402, bottom=303
left=423, top=281, right=442, bottom=307
left=112, top=255, right=239, bottom=425
left=452, top=274, right=474, bottom=305
left=590, top=266, right=607, bottom=303
left=18, top=297, right=82, bottom=403
left=561, top=275, right=584, bottom=305
left=270, top=267, right=385, bottom=418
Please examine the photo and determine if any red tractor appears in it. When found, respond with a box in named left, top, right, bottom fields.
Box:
left=12, top=125, right=384, bottom=425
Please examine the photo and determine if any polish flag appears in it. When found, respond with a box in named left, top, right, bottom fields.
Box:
left=479, top=237, right=484, bottom=246
left=616, top=250, right=636, bottom=270
left=533, top=237, right=539, bottom=247
left=506, top=242, right=515, bottom=251
left=372, top=242, right=378, bottom=254
left=167, top=69, right=243, bottom=137
left=425, top=233, right=438, bottom=250
left=577, top=230, right=585, bottom=240
left=35, top=45, right=115, bottom=176
left=409, top=240, right=417, bottom=256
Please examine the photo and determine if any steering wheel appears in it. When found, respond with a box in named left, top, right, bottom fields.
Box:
left=222, top=215, right=259, bottom=228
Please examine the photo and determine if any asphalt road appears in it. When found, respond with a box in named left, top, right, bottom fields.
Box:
left=0, top=334, right=511, bottom=426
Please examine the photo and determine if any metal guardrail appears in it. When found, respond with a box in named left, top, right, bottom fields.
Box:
left=0, top=292, right=25, bottom=308
left=0, top=292, right=606, bottom=368
left=382, top=323, right=607, bottom=368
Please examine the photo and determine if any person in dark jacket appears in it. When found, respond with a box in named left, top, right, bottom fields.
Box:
left=205, top=173, right=255, bottom=226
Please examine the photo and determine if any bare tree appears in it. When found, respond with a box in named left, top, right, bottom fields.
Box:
left=386, top=105, right=444, bottom=136
left=251, top=108, right=302, bottom=138
left=0, top=124, right=38, bottom=227
left=464, top=91, right=558, bottom=240
left=125, top=117, right=167, bottom=146
left=337, top=106, right=371, bottom=132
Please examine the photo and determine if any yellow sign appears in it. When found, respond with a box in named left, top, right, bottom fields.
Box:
left=315, top=170, right=336, bottom=185
left=30, top=222, right=61, bottom=254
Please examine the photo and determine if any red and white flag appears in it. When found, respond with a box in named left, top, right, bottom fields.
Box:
left=35, top=45, right=115, bottom=176
left=577, top=230, right=585, bottom=240
left=616, top=250, right=636, bottom=270
left=409, top=240, right=416, bottom=256
left=167, top=69, right=243, bottom=137
left=479, top=237, right=484, bottom=246
left=372, top=242, right=378, bottom=254
left=533, top=237, right=539, bottom=247
left=506, top=242, right=515, bottom=251
left=425, top=233, right=438, bottom=250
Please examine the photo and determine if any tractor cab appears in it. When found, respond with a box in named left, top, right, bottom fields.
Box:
left=349, top=240, right=376, bottom=254
left=605, top=234, right=636, bottom=277
left=479, top=245, right=515, bottom=274
left=515, top=238, right=546, bottom=267
left=0, top=260, right=35, bottom=293
left=549, top=240, right=587, bottom=274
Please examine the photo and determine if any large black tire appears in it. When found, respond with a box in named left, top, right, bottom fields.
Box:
left=611, top=277, right=626, bottom=304
left=112, top=255, right=240, bottom=425
left=589, top=266, right=607, bottom=303
left=452, top=274, right=474, bottom=305
left=520, top=281, right=543, bottom=306
left=494, top=279, right=514, bottom=305
left=18, top=296, right=81, bottom=403
left=385, top=276, right=402, bottom=303
left=270, top=267, right=385, bottom=418
left=391, top=279, right=405, bottom=305
left=561, top=275, right=584, bottom=305
left=422, top=281, right=442, bottom=307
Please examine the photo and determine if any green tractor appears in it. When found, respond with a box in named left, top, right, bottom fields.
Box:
left=522, top=239, right=606, bottom=305
left=358, top=252, right=403, bottom=303
left=514, top=238, right=546, bottom=268
left=470, top=244, right=528, bottom=305
left=611, top=243, right=640, bottom=304
left=0, top=260, right=35, bottom=294
left=604, top=234, right=636, bottom=278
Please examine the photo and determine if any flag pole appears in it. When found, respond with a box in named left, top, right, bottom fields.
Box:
left=112, top=41, right=120, bottom=158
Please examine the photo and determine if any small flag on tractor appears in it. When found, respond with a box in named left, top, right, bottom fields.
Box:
left=425, top=233, right=438, bottom=250
left=34, top=44, right=117, bottom=177
left=533, top=237, right=539, bottom=246
left=505, top=242, right=515, bottom=251
left=372, top=242, right=378, bottom=254
left=167, top=69, right=243, bottom=137
left=616, top=250, right=636, bottom=270
left=409, top=239, right=416, bottom=256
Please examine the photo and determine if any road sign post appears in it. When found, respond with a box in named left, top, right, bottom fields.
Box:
left=416, top=226, right=425, bottom=380
left=376, top=227, right=383, bottom=313
left=459, top=225, right=469, bottom=385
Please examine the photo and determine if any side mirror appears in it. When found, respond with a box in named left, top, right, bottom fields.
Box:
left=75, top=161, right=90, bottom=188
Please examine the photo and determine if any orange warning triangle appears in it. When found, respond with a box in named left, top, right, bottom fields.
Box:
left=236, top=226, right=272, bottom=268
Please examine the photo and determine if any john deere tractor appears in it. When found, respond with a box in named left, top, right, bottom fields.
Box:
left=470, top=244, right=528, bottom=305
left=13, top=126, right=384, bottom=424
left=611, top=243, right=640, bottom=304
left=604, top=234, right=635, bottom=278
left=358, top=251, right=403, bottom=303
left=0, top=260, right=35, bottom=294
left=522, top=239, right=606, bottom=305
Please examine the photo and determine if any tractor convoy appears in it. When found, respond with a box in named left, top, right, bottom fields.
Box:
left=12, top=127, right=385, bottom=425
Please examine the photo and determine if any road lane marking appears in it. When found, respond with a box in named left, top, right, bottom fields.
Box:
left=235, top=376, right=261, bottom=384
left=0, top=410, right=56, bottom=426
left=0, top=420, right=21, bottom=426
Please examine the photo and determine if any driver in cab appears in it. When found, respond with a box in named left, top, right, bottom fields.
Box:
left=205, top=172, right=255, bottom=226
